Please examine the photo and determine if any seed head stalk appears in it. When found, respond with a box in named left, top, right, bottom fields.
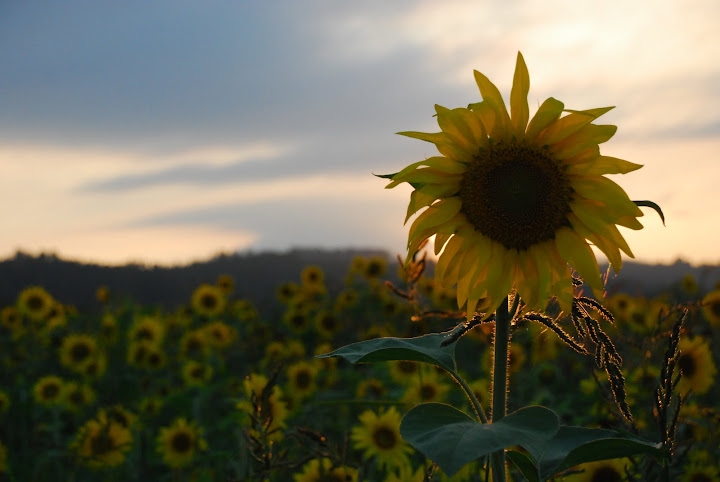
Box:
left=490, top=296, right=511, bottom=481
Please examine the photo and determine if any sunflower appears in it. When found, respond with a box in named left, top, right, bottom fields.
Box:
left=63, top=382, right=97, bottom=412
left=180, top=329, right=210, bottom=359
left=363, top=256, right=388, bottom=279
left=72, top=410, right=133, bottom=468
left=314, top=310, right=341, bottom=338
left=283, top=307, right=312, bottom=334
left=128, top=315, right=165, bottom=345
left=17, top=286, right=55, bottom=321
left=701, top=289, right=720, bottom=327
left=156, top=418, right=207, bottom=469
left=105, top=405, right=138, bottom=430
left=190, top=283, right=227, bottom=318
left=384, top=52, right=644, bottom=319
left=33, top=375, right=65, bottom=406
left=287, top=361, right=318, bottom=401
left=203, top=320, right=236, bottom=349
left=216, top=273, right=235, bottom=295
left=301, top=265, right=325, bottom=287
left=293, top=458, right=358, bottom=482
left=334, top=289, right=359, bottom=311
left=0, top=390, right=10, bottom=414
left=232, top=299, right=258, bottom=322
left=100, top=313, right=118, bottom=343
left=564, top=458, right=629, bottom=481
left=402, top=369, right=452, bottom=404
left=0, top=306, right=23, bottom=336
left=389, top=360, right=419, bottom=384
left=95, top=285, right=109, bottom=303
left=181, top=360, right=213, bottom=387
left=356, top=378, right=387, bottom=399
left=680, top=450, right=719, bottom=482
left=59, top=333, right=99, bottom=373
left=237, top=373, right=289, bottom=440
left=677, top=336, right=717, bottom=395
left=351, top=407, right=412, bottom=471
left=276, top=281, right=301, bottom=304
left=681, top=273, right=699, bottom=294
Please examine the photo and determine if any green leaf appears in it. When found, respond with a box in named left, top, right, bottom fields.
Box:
left=633, top=200, right=665, bottom=226
left=400, top=404, right=559, bottom=477
left=507, top=450, right=540, bottom=482
left=316, top=332, right=458, bottom=372
left=522, top=425, right=667, bottom=479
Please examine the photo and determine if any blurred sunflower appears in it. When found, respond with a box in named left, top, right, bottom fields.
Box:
left=283, top=308, right=312, bottom=335
left=72, top=410, right=132, bottom=468
left=701, top=289, right=720, bottom=327
left=17, top=286, right=55, bottom=321
left=681, top=273, right=699, bottom=294
left=287, top=361, right=318, bottom=401
left=606, top=293, right=634, bottom=322
left=95, top=285, right=109, bottom=303
left=301, top=265, right=325, bottom=287
left=0, top=306, right=23, bottom=336
left=237, top=373, right=289, bottom=440
left=363, top=256, right=388, bottom=279
left=156, top=418, right=207, bottom=469
left=564, top=458, right=628, bottom=481
left=105, top=405, right=138, bottom=430
left=203, top=320, right=236, bottom=349
left=33, top=375, right=65, bottom=406
left=402, top=369, right=452, bottom=404
left=263, top=339, right=306, bottom=366
left=384, top=52, right=643, bottom=318
left=314, top=310, right=341, bottom=338
left=677, top=336, right=717, bottom=395
left=680, top=450, right=719, bottom=482
left=334, top=289, right=359, bottom=311
left=62, top=382, right=97, bottom=412
left=128, top=315, right=165, bottom=345
left=276, top=281, right=301, bottom=304
left=0, top=390, right=10, bottom=414
left=232, top=299, right=258, bottom=321
left=182, top=360, right=213, bottom=387
left=389, top=360, right=419, bottom=384
left=293, top=458, right=358, bottom=482
left=216, top=273, right=235, bottom=295
left=356, top=378, right=387, bottom=399
left=100, top=313, right=118, bottom=343
left=144, top=346, right=167, bottom=370
left=190, top=283, right=226, bottom=317
left=351, top=407, right=412, bottom=471
left=59, top=333, right=99, bottom=373
left=180, top=329, right=210, bottom=359
left=83, top=352, right=108, bottom=379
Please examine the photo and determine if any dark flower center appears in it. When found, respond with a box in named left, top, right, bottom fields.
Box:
left=295, top=370, right=312, bottom=390
left=71, top=342, right=92, bottom=362
left=90, top=430, right=116, bottom=455
left=420, top=383, right=437, bottom=400
left=42, top=383, right=60, bottom=399
left=171, top=432, right=193, bottom=453
left=201, top=294, right=217, bottom=309
left=372, top=426, right=397, bottom=450
left=591, top=466, right=622, bottom=482
left=459, top=141, right=573, bottom=250
left=27, top=295, right=45, bottom=311
left=678, top=353, right=696, bottom=378
left=710, top=300, right=720, bottom=317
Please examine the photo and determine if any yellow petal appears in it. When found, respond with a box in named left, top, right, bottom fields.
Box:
left=510, top=52, right=530, bottom=136
left=551, top=124, right=617, bottom=160
left=567, top=156, right=643, bottom=176
left=469, top=101, right=496, bottom=136
left=571, top=203, right=635, bottom=258
left=569, top=213, right=623, bottom=272
left=526, top=97, right=564, bottom=141
left=484, top=246, right=516, bottom=313
left=554, top=228, right=603, bottom=291
left=535, top=106, right=614, bottom=146
left=436, top=105, right=479, bottom=153
left=434, top=232, right=454, bottom=255
left=473, top=70, right=511, bottom=139
left=434, top=235, right=464, bottom=282
left=405, top=190, right=438, bottom=224
left=572, top=176, right=643, bottom=218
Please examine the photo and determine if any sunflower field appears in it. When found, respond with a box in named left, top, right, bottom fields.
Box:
left=0, top=253, right=718, bottom=481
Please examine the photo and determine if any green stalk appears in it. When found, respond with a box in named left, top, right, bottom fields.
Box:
left=490, top=296, right=511, bottom=481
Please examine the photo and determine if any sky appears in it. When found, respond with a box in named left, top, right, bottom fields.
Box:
left=1, top=0, right=719, bottom=267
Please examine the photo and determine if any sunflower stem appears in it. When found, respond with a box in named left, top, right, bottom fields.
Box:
left=490, top=296, right=511, bottom=482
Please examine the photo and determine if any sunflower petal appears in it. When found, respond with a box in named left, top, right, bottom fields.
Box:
left=468, top=101, right=496, bottom=135
left=510, top=52, right=530, bottom=135
left=434, top=234, right=464, bottom=282
left=436, top=105, right=478, bottom=153
left=551, top=124, right=617, bottom=160
left=535, top=106, right=614, bottom=146
left=568, top=156, right=643, bottom=175
left=434, top=232, right=454, bottom=255
left=525, top=97, right=564, bottom=141
left=473, top=70, right=511, bottom=138
left=555, top=228, right=603, bottom=291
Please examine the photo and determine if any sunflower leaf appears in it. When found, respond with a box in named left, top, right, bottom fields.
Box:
left=506, top=450, right=541, bottom=482
left=400, top=404, right=559, bottom=477
left=316, top=331, right=458, bottom=372
left=633, top=200, right=665, bottom=226
left=521, top=425, right=667, bottom=479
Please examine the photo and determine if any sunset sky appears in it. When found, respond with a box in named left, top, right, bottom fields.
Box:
left=2, top=0, right=718, bottom=266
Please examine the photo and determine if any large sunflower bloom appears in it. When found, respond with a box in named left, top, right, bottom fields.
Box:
left=385, top=52, right=643, bottom=318
left=351, top=406, right=413, bottom=471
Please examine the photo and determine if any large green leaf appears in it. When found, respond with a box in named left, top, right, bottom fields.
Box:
left=316, top=332, right=458, bottom=372
left=507, top=450, right=540, bottom=482
left=400, top=403, right=559, bottom=477
left=522, top=425, right=667, bottom=479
